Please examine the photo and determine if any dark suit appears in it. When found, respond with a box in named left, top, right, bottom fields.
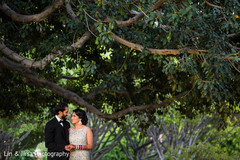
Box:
left=45, top=117, right=70, bottom=160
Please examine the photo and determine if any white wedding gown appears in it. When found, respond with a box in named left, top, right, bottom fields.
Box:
left=69, top=127, right=90, bottom=160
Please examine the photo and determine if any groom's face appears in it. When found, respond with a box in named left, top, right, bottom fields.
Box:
left=61, top=107, right=69, bottom=120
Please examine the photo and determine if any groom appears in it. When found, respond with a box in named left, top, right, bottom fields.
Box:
left=45, top=103, right=74, bottom=160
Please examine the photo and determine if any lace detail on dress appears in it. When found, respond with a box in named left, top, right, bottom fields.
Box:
left=69, top=127, right=90, bottom=160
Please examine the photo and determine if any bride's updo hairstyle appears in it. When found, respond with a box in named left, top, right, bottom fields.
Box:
left=73, top=108, right=88, bottom=125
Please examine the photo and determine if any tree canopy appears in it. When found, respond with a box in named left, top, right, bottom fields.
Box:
left=0, top=0, right=240, bottom=120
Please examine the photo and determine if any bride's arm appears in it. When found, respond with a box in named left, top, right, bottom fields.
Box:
left=84, top=128, right=93, bottom=150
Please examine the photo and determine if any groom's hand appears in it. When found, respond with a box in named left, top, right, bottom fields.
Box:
left=65, top=145, right=72, bottom=151
left=65, top=144, right=76, bottom=151
left=69, top=144, right=76, bottom=151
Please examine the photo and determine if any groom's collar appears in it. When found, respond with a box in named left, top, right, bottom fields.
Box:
left=55, top=115, right=62, bottom=122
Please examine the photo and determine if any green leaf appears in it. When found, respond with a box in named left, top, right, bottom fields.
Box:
left=203, top=83, right=208, bottom=90
left=95, top=37, right=99, bottom=45
left=120, top=7, right=124, bottom=16
left=233, top=56, right=239, bottom=62
left=167, top=32, right=172, bottom=42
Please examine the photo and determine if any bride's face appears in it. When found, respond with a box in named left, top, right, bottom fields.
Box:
left=71, top=112, right=81, bottom=124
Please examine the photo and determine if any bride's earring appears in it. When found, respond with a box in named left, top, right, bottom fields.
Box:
left=79, top=120, right=82, bottom=125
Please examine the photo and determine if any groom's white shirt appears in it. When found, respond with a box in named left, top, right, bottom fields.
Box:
left=55, top=115, right=63, bottom=127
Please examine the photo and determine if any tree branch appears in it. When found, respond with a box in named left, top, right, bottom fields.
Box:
left=104, top=0, right=167, bottom=27
left=203, top=0, right=225, bottom=10
left=0, top=0, right=64, bottom=23
left=153, top=0, right=168, bottom=11
left=109, top=32, right=207, bottom=55
left=109, top=33, right=240, bottom=61
left=0, top=31, right=91, bottom=69
left=65, top=0, right=80, bottom=22
left=57, top=75, right=79, bottom=81
left=0, top=57, right=183, bottom=119
left=227, top=31, right=240, bottom=38
left=0, top=130, right=32, bottom=146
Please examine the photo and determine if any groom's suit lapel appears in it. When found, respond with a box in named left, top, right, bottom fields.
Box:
left=54, top=117, right=67, bottom=139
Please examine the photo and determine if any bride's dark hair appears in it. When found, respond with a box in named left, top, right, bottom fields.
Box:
left=73, top=108, right=88, bottom=125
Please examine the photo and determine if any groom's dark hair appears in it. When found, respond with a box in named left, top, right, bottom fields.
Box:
left=55, top=102, right=68, bottom=115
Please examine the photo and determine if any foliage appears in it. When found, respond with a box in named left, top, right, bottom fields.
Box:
left=3, top=107, right=240, bottom=160
left=100, top=144, right=129, bottom=160
left=212, top=112, right=240, bottom=157
left=117, top=107, right=240, bottom=159
left=219, top=129, right=240, bottom=157
left=0, top=109, right=49, bottom=159
left=0, top=0, right=240, bottom=122
left=165, top=143, right=235, bottom=160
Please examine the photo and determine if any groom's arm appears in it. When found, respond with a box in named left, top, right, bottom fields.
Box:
left=45, top=122, right=66, bottom=151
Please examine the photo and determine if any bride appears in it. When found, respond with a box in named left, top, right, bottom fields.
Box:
left=68, top=108, right=93, bottom=160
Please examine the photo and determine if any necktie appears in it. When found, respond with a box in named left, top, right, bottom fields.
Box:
left=59, top=120, right=64, bottom=127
